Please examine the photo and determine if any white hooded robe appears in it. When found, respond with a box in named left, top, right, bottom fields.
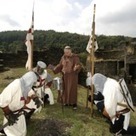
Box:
left=0, top=71, right=37, bottom=136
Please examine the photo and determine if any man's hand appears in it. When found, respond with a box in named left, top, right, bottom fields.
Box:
left=2, top=106, right=19, bottom=126
left=5, top=112, right=19, bottom=126
left=102, top=108, right=110, bottom=119
left=73, top=64, right=81, bottom=72
left=33, top=97, right=43, bottom=108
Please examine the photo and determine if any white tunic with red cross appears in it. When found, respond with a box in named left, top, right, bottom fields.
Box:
left=0, top=79, right=26, bottom=136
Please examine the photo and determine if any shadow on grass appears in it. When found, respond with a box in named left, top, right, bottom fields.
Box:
left=27, top=118, right=71, bottom=136
left=26, top=103, right=94, bottom=136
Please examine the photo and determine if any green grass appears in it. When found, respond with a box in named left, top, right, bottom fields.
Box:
left=0, top=67, right=135, bottom=136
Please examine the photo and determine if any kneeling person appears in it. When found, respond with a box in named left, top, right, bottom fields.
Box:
left=88, top=73, right=136, bottom=135
left=0, top=71, right=37, bottom=136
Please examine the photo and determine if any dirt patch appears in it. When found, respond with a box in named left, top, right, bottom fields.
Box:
left=33, top=118, right=71, bottom=136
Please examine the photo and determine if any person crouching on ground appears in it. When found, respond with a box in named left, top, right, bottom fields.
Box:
left=0, top=71, right=38, bottom=136
left=87, top=73, right=136, bottom=135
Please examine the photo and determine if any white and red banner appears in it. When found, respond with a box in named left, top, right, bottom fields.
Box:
left=86, top=35, right=98, bottom=53
left=25, top=9, right=34, bottom=70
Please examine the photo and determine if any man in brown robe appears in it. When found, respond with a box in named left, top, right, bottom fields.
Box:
left=53, top=46, right=81, bottom=109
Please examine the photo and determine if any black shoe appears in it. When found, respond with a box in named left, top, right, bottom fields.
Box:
left=73, top=104, right=77, bottom=110
left=64, top=104, right=68, bottom=106
left=122, top=126, right=136, bottom=135
left=24, top=109, right=35, bottom=124
left=113, top=127, right=136, bottom=136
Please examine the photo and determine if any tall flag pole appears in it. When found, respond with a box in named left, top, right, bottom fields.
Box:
left=25, top=2, right=34, bottom=70
left=86, top=4, right=97, bottom=117
left=86, top=5, right=98, bottom=53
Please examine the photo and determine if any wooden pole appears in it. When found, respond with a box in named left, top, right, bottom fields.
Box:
left=30, top=40, right=33, bottom=70
left=30, top=3, right=34, bottom=70
left=90, top=4, right=96, bottom=117
left=25, top=0, right=35, bottom=71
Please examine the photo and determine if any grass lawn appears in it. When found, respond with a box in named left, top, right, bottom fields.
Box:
left=0, top=67, right=135, bottom=136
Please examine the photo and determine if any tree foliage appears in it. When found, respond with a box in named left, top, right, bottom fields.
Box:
left=0, top=30, right=131, bottom=53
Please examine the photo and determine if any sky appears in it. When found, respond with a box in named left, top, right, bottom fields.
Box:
left=0, top=0, right=135, bottom=37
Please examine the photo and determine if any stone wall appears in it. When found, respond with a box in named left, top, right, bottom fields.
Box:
left=95, top=61, right=117, bottom=76
left=1, top=51, right=47, bottom=68
left=0, top=48, right=63, bottom=68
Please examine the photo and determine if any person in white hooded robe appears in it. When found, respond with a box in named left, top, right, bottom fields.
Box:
left=24, top=61, right=54, bottom=123
left=87, top=73, right=136, bottom=135
left=0, top=71, right=37, bottom=136
left=33, top=61, right=54, bottom=105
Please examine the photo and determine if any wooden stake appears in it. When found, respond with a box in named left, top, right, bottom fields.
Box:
left=30, top=40, right=33, bottom=70
left=90, top=4, right=96, bottom=117
left=30, top=3, right=34, bottom=70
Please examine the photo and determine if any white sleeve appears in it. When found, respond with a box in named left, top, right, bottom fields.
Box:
left=0, top=80, right=19, bottom=108
left=123, top=112, right=130, bottom=130
left=28, top=89, right=35, bottom=97
left=103, top=79, right=118, bottom=123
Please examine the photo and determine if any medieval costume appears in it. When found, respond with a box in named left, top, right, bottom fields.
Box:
left=43, top=73, right=54, bottom=105
left=33, top=61, right=54, bottom=105
left=24, top=61, right=54, bottom=122
left=0, top=71, right=37, bottom=136
left=87, top=73, right=136, bottom=135
left=53, top=46, right=81, bottom=109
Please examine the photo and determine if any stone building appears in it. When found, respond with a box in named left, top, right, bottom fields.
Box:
left=87, top=38, right=136, bottom=84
